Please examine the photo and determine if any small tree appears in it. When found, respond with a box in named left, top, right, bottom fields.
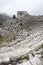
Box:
left=12, top=15, right=16, bottom=19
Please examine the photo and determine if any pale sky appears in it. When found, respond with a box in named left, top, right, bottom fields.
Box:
left=0, top=0, right=43, bottom=16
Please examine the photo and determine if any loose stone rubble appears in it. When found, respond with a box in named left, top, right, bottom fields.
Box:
left=0, top=11, right=43, bottom=65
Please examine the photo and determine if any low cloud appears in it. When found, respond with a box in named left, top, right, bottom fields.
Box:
left=0, top=0, right=43, bottom=15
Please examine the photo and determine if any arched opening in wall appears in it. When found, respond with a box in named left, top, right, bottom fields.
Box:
left=20, top=13, right=23, bottom=15
left=11, top=22, right=13, bottom=25
left=20, top=23, right=22, bottom=26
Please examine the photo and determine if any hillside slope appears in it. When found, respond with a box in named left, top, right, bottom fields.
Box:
left=0, top=11, right=43, bottom=65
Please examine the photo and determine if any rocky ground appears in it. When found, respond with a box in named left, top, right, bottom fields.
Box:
left=0, top=11, right=43, bottom=65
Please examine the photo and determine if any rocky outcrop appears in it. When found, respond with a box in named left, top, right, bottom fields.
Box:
left=17, top=11, right=28, bottom=19
left=0, top=11, right=43, bottom=65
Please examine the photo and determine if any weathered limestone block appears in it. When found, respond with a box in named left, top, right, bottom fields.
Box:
left=17, top=11, right=28, bottom=19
